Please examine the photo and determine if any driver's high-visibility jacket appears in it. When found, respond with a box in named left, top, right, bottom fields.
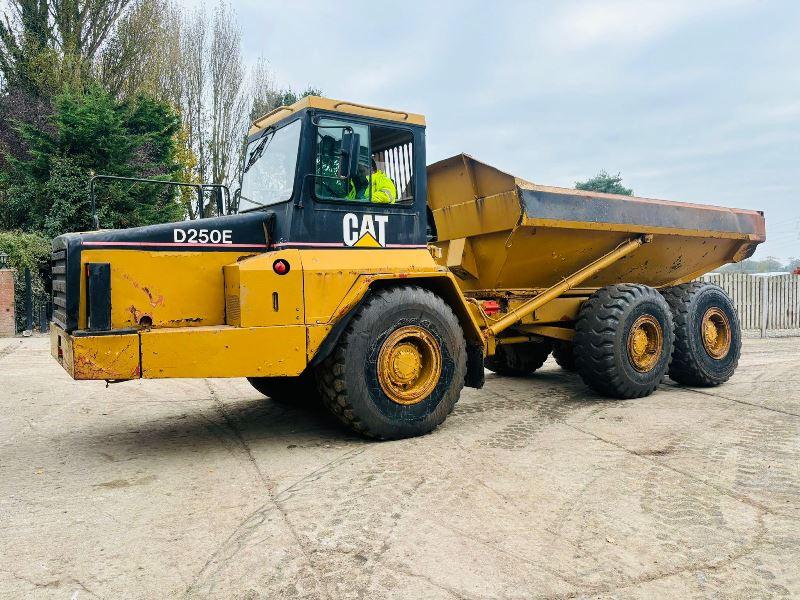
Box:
left=347, top=170, right=397, bottom=203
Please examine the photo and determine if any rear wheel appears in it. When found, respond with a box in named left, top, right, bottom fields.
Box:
left=315, top=286, right=466, bottom=440
left=485, top=340, right=552, bottom=376
left=574, top=284, right=674, bottom=398
left=247, top=371, right=319, bottom=404
left=552, top=341, right=576, bottom=371
left=661, top=283, right=741, bottom=386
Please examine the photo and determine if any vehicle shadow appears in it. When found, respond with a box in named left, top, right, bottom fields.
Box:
left=65, top=368, right=664, bottom=461
left=64, top=393, right=365, bottom=461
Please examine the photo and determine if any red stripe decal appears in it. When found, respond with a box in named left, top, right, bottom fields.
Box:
left=271, top=242, right=344, bottom=248
left=270, top=242, right=427, bottom=249
left=82, top=241, right=268, bottom=249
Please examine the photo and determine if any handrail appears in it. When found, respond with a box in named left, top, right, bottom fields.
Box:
left=251, top=106, right=295, bottom=129
left=89, top=175, right=230, bottom=229
left=333, top=100, right=410, bottom=121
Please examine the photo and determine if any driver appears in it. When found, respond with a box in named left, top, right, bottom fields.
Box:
left=347, top=158, right=397, bottom=204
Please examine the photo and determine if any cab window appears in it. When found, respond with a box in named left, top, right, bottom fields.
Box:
left=314, top=118, right=413, bottom=205
left=239, top=119, right=301, bottom=211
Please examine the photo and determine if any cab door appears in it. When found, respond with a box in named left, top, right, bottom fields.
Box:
left=289, top=114, right=426, bottom=250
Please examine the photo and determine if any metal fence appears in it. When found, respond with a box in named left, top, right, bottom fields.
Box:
left=700, top=273, right=800, bottom=335
left=16, top=266, right=51, bottom=334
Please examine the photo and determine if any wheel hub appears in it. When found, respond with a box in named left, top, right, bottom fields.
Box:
left=627, top=314, right=663, bottom=372
left=701, top=307, right=731, bottom=359
left=378, top=326, right=442, bottom=405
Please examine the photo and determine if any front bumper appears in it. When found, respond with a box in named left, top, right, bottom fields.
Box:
left=50, top=323, right=307, bottom=381
left=51, top=324, right=140, bottom=380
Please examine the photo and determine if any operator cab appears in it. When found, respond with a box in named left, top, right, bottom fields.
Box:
left=238, top=97, right=429, bottom=250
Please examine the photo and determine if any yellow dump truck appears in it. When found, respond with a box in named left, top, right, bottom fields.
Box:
left=50, top=96, right=766, bottom=439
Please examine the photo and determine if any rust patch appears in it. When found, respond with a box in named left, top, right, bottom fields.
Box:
left=165, top=317, right=203, bottom=326
left=73, top=340, right=138, bottom=380
left=121, top=273, right=165, bottom=308
left=141, top=286, right=164, bottom=308
left=128, top=305, right=152, bottom=326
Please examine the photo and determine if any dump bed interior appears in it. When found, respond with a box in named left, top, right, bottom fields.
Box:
left=427, top=154, right=766, bottom=291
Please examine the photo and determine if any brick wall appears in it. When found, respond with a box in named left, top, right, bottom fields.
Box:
left=0, top=269, right=15, bottom=337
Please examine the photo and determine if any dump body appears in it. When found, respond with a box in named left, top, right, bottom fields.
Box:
left=428, top=155, right=766, bottom=292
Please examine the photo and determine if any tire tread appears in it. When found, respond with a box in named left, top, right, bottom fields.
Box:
left=574, top=283, right=674, bottom=399
left=661, top=282, right=740, bottom=386
left=315, top=286, right=465, bottom=439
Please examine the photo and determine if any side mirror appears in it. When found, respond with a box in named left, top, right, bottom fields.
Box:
left=339, top=131, right=360, bottom=179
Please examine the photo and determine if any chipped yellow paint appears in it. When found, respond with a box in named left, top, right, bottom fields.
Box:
left=307, top=324, right=333, bottom=364
left=51, top=324, right=140, bottom=380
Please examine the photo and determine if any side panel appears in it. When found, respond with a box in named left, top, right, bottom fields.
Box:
left=80, top=250, right=253, bottom=330
left=140, top=326, right=307, bottom=378
left=232, top=250, right=305, bottom=327
left=301, top=248, right=443, bottom=324
left=300, top=248, right=484, bottom=362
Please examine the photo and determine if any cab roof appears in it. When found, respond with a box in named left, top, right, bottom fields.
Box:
left=249, top=96, right=426, bottom=135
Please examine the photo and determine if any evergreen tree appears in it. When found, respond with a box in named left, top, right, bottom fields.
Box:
left=575, top=171, right=633, bottom=196
left=1, top=86, right=185, bottom=236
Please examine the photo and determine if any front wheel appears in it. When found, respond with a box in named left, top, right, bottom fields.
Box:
left=574, top=284, right=674, bottom=399
left=661, top=283, right=741, bottom=386
left=315, top=286, right=467, bottom=440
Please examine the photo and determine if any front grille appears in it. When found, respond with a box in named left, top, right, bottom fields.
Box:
left=51, top=249, right=68, bottom=329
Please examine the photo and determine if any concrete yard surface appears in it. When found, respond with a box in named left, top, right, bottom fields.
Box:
left=0, top=336, right=798, bottom=599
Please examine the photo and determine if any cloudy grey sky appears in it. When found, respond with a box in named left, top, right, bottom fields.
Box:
left=221, top=0, right=798, bottom=258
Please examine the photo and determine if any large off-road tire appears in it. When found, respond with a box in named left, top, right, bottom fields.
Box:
left=661, top=282, right=741, bottom=386
left=315, top=286, right=467, bottom=440
left=484, top=341, right=552, bottom=376
left=552, top=341, right=576, bottom=371
left=247, top=371, right=319, bottom=404
left=574, top=284, right=675, bottom=399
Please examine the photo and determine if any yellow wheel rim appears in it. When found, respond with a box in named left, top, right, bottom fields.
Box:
left=627, top=314, right=663, bottom=372
left=701, top=307, right=731, bottom=359
left=377, top=326, right=442, bottom=405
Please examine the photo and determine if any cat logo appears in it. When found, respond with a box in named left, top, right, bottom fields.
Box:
left=343, top=213, right=389, bottom=248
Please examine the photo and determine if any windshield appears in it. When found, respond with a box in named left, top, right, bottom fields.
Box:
left=239, top=119, right=301, bottom=211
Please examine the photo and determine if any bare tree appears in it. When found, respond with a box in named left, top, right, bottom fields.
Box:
left=1, top=0, right=156, bottom=93
left=49, top=0, right=132, bottom=84
left=249, top=56, right=321, bottom=123
left=97, top=0, right=182, bottom=104
left=180, top=5, right=207, bottom=186
left=208, top=2, right=246, bottom=190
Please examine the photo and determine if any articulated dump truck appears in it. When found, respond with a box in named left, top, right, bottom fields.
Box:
left=50, top=96, right=766, bottom=439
